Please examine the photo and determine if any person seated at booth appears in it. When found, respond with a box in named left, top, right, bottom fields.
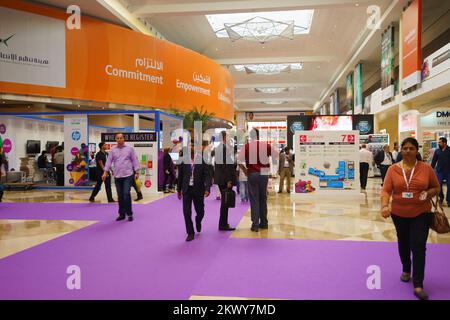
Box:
left=37, top=151, right=50, bottom=169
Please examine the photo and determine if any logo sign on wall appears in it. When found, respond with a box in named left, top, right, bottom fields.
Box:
left=346, top=73, right=354, bottom=114
left=0, top=7, right=66, bottom=87
left=381, top=24, right=396, bottom=101
left=420, top=108, right=450, bottom=128
left=354, top=64, right=363, bottom=114
left=352, top=115, right=374, bottom=135
left=402, top=0, right=422, bottom=91
left=101, top=132, right=157, bottom=143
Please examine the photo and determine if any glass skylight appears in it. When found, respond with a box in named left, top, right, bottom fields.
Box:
left=206, top=10, right=314, bottom=41
left=255, top=87, right=290, bottom=94
left=261, top=101, right=288, bottom=105
left=234, top=63, right=303, bottom=75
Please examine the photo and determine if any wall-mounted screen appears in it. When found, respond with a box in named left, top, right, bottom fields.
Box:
left=26, top=140, right=41, bottom=155
left=310, top=116, right=353, bottom=131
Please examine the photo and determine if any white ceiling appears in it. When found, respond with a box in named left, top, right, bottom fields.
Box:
left=27, top=0, right=447, bottom=116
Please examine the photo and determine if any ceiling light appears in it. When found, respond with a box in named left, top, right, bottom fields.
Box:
left=255, top=87, right=290, bottom=94
left=206, top=10, right=314, bottom=43
left=234, top=63, right=303, bottom=74
left=261, top=101, right=288, bottom=105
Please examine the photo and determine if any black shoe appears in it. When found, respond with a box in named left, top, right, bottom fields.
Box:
left=251, top=226, right=259, bottom=232
left=89, top=198, right=95, bottom=202
left=196, top=220, right=202, bottom=233
left=219, top=226, right=236, bottom=231
left=259, top=224, right=268, bottom=229
left=108, top=199, right=116, bottom=203
left=414, top=288, right=429, bottom=300
left=135, top=192, right=143, bottom=201
left=128, top=216, right=133, bottom=222
left=186, top=234, right=194, bottom=242
left=116, top=215, right=126, bottom=221
left=400, top=273, right=410, bottom=282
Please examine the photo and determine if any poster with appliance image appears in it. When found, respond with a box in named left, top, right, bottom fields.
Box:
left=293, top=131, right=360, bottom=198
left=345, top=73, right=354, bottom=114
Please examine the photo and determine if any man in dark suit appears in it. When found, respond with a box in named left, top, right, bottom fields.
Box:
left=374, top=144, right=393, bottom=186
left=213, top=131, right=237, bottom=231
left=177, top=143, right=212, bottom=242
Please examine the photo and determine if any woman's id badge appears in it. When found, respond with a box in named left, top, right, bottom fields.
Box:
left=402, top=192, right=413, bottom=199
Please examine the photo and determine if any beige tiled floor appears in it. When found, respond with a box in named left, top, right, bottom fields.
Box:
left=1, top=189, right=170, bottom=204
left=0, top=219, right=96, bottom=259
left=232, top=177, right=450, bottom=243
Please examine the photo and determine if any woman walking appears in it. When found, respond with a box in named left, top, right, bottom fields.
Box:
left=380, top=137, right=440, bottom=300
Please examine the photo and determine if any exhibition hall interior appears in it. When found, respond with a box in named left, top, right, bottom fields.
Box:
left=0, top=0, right=450, bottom=301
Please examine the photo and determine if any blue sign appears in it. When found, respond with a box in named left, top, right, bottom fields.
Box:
left=72, top=131, right=81, bottom=141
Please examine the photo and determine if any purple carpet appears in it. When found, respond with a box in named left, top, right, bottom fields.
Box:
left=191, top=238, right=450, bottom=300
left=0, top=191, right=249, bottom=299
left=1, top=191, right=450, bottom=300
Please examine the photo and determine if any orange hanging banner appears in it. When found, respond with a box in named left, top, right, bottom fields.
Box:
left=401, top=0, right=422, bottom=91
left=0, top=0, right=234, bottom=122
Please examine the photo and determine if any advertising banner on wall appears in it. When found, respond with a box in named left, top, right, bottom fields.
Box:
left=422, top=43, right=450, bottom=81
left=402, top=0, right=422, bottom=91
left=0, top=1, right=234, bottom=122
left=354, top=64, right=363, bottom=114
left=399, top=110, right=419, bottom=132
left=64, top=115, right=88, bottom=187
left=345, top=73, right=354, bottom=114
left=334, top=89, right=340, bottom=115
left=381, top=25, right=395, bottom=101
left=101, top=132, right=158, bottom=194
left=420, top=108, right=450, bottom=129
left=0, top=6, right=66, bottom=87
left=292, top=130, right=360, bottom=198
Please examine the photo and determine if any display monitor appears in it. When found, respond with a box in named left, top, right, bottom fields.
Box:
left=310, top=116, right=353, bottom=131
left=26, top=140, right=41, bottom=155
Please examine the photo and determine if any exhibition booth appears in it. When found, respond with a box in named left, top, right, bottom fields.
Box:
left=0, top=110, right=183, bottom=193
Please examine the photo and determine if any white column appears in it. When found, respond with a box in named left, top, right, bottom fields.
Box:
left=134, top=113, right=140, bottom=132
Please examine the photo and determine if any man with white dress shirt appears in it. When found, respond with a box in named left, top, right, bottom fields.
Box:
left=359, top=144, right=373, bottom=190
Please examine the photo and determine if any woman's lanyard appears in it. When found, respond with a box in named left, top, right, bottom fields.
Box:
left=401, top=160, right=417, bottom=191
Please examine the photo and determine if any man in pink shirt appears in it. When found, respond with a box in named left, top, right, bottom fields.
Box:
left=103, top=133, right=140, bottom=221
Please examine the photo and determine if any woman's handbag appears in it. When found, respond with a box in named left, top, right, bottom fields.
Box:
left=430, top=196, right=450, bottom=234
left=223, top=187, right=236, bottom=208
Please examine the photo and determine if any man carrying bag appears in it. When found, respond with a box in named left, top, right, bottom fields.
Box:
left=213, top=131, right=237, bottom=231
